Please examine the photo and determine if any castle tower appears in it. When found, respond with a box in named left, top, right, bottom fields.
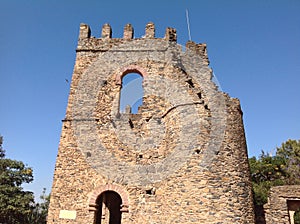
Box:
left=47, top=23, right=255, bottom=223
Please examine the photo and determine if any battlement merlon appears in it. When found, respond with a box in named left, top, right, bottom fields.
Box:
left=185, top=41, right=209, bottom=65
left=76, top=23, right=208, bottom=63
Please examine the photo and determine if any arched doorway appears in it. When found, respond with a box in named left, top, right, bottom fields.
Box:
left=95, top=191, right=122, bottom=224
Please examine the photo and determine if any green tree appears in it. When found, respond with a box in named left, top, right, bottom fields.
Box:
left=250, top=139, right=300, bottom=223
left=250, top=139, right=300, bottom=206
left=276, top=139, right=300, bottom=185
left=0, top=136, right=35, bottom=224
left=249, top=152, right=287, bottom=205
left=26, top=188, right=50, bottom=224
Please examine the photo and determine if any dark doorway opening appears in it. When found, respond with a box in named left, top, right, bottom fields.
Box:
left=95, top=191, right=122, bottom=224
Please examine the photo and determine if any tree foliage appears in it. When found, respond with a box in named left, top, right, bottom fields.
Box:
left=250, top=139, right=300, bottom=224
left=0, top=136, right=35, bottom=224
left=0, top=136, right=50, bottom=223
left=276, top=139, right=300, bottom=185
left=250, top=139, right=300, bottom=206
left=249, top=152, right=287, bottom=205
left=26, top=188, right=50, bottom=224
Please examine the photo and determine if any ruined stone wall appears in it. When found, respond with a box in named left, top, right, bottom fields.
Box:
left=47, top=22, right=255, bottom=223
left=264, top=185, right=300, bottom=224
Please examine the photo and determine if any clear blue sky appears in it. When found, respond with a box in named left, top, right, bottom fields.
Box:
left=0, top=0, right=299, bottom=198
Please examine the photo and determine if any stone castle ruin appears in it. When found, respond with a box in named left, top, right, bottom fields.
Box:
left=47, top=22, right=256, bottom=223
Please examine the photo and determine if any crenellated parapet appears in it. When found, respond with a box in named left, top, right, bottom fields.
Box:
left=77, top=22, right=180, bottom=52
left=77, top=22, right=210, bottom=65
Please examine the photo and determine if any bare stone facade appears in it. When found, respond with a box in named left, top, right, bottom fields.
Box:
left=47, top=22, right=255, bottom=223
left=264, top=185, right=300, bottom=224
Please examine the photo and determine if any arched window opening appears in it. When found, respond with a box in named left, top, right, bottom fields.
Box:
left=119, top=73, right=143, bottom=114
left=95, top=191, right=122, bottom=224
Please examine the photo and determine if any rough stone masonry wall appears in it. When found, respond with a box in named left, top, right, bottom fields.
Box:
left=47, top=22, right=255, bottom=223
left=264, top=185, right=300, bottom=224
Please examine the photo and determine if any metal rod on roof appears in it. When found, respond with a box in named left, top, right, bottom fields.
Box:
left=186, top=9, right=192, bottom=41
